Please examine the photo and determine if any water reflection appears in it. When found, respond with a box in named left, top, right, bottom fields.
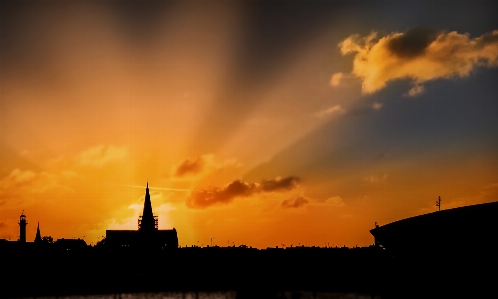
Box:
left=25, top=292, right=380, bottom=299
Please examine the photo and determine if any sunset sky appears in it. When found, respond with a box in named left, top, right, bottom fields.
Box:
left=1, top=1, right=497, bottom=248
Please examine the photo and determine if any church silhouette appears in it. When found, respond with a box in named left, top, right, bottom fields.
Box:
left=105, top=183, right=178, bottom=249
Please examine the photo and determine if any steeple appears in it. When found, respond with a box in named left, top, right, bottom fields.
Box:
left=34, top=222, right=42, bottom=243
left=138, top=182, right=157, bottom=231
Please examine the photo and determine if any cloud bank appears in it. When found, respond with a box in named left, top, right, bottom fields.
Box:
left=0, top=169, right=74, bottom=206
left=186, top=176, right=300, bottom=209
left=337, top=27, right=498, bottom=96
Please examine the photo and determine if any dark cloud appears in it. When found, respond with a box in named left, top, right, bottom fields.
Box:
left=281, top=196, right=309, bottom=209
left=186, top=176, right=300, bottom=209
left=387, top=27, right=440, bottom=59
left=186, top=180, right=257, bottom=209
left=173, top=155, right=240, bottom=178
left=105, top=1, right=177, bottom=44
left=261, top=176, right=300, bottom=192
left=175, top=157, right=206, bottom=177
left=0, top=221, right=7, bottom=229
left=476, top=30, right=498, bottom=49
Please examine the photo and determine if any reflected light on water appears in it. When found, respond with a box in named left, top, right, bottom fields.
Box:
left=24, top=292, right=381, bottom=299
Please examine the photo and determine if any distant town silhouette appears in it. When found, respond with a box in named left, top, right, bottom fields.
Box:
left=1, top=185, right=497, bottom=298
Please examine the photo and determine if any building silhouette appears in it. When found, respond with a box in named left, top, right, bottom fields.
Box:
left=34, top=222, right=42, bottom=243
left=105, top=183, right=178, bottom=249
left=18, top=211, right=27, bottom=242
left=370, top=201, right=498, bottom=260
left=0, top=212, right=59, bottom=248
left=54, top=238, right=87, bottom=250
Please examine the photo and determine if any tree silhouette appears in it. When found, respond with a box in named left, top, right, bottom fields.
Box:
left=42, top=236, right=53, bottom=244
left=95, top=237, right=106, bottom=248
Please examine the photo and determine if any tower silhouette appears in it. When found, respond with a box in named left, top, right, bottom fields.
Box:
left=138, top=182, right=158, bottom=231
left=18, top=211, right=27, bottom=243
left=34, top=222, right=42, bottom=243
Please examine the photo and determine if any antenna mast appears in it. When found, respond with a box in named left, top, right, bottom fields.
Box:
left=436, top=196, right=441, bottom=211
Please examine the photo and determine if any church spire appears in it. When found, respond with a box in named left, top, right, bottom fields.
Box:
left=139, top=182, right=157, bottom=231
left=34, top=222, right=42, bottom=243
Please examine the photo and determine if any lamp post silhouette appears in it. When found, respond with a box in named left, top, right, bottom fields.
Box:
left=436, top=196, right=441, bottom=211
left=210, top=236, right=214, bottom=247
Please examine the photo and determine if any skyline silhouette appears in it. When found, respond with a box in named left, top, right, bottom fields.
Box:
left=3, top=186, right=496, bottom=253
left=2, top=197, right=497, bottom=298
left=2, top=190, right=457, bottom=248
